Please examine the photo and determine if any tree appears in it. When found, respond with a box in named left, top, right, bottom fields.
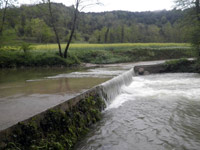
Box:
left=0, top=0, right=17, bottom=35
left=0, top=0, right=9, bottom=35
left=63, top=0, right=101, bottom=58
left=41, top=0, right=63, bottom=57
left=175, top=0, right=200, bottom=56
left=26, top=18, right=53, bottom=43
left=161, top=22, right=173, bottom=42
left=41, top=0, right=101, bottom=58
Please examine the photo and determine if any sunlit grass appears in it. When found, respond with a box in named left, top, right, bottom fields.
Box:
left=0, top=43, right=194, bottom=67
left=34, top=43, right=191, bottom=51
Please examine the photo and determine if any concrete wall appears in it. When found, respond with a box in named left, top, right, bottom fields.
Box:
left=134, top=64, right=166, bottom=75
left=0, top=63, right=165, bottom=146
left=0, top=86, right=102, bottom=146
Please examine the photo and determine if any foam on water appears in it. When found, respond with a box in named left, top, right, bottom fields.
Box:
left=46, top=68, right=125, bottom=79
left=100, top=68, right=135, bottom=102
left=108, top=73, right=200, bottom=109
left=75, top=73, right=200, bottom=150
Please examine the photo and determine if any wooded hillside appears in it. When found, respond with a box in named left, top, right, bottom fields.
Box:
left=0, top=3, right=191, bottom=44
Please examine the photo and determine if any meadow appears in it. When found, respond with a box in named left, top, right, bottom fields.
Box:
left=0, top=43, right=194, bottom=68
left=34, top=43, right=190, bottom=51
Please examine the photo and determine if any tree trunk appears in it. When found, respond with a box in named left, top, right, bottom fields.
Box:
left=64, top=0, right=79, bottom=58
left=0, top=0, right=8, bottom=35
left=196, top=0, right=200, bottom=21
left=121, top=25, right=124, bottom=43
left=104, top=28, right=109, bottom=43
left=48, top=0, right=63, bottom=57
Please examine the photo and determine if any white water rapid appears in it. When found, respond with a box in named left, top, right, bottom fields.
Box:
left=75, top=73, right=200, bottom=150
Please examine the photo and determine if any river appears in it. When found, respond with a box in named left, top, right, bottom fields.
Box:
left=74, top=73, right=200, bottom=150
left=0, top=62, right=141, bottom=131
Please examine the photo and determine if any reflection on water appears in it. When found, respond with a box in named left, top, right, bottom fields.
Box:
left=0, top=64, right=131, bottom=131
left=0, top=78, right=108, bottom=98
left=0, top=60, right=172, bottom=131
left=75, top=73, right=200, bottom=150
left=0, top=77, right=108, bottom=131
left=0, top=68, right=78, bottom=84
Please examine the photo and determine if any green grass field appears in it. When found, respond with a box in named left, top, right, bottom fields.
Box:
left=34, top=43, right=191, bottom=51
left=0, top=43, right=194, bottom=68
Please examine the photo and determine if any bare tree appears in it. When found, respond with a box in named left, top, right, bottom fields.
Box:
left=40, top=0, right=63, bottom=57
left=0, top=0, right=17, bottom=35
left=63, top=0, right=102, bottom=58
left=175, top=0, right=200, bottom=56
left=0, top=0, right=8, bottom=35
left=47, top=0, right=63, bottom=57
left=175, top=0, right=200, bottom=20
left=63, top=0, right=79, bottom=58
left=41, top=0, right=101, bottom=58
left=195, top=0, right=200, bottom=21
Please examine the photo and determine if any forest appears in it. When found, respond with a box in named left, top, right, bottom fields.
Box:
left=0, top=2, right=192, bottom=45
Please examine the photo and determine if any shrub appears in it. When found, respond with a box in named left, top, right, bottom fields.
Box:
left=19, top=43, right=34, bottom=54
left=164, top=58, right=195, bottom=72
left=0, top=49, right=80, bottom=68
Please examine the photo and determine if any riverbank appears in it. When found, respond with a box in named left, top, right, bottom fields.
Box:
left=0, top=43, right=194, bottom=68
left=134, top=58, right=200, bottom=76
left=0, top=59, right=198, bottom=149
left=0, top=49, right=80, bottom=68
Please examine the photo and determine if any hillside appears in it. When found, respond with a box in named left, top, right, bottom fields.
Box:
left=0, top=3, right=189, bottom=44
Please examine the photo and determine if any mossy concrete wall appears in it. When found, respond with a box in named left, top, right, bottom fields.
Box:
left=0, top=86, right=105, bottom=149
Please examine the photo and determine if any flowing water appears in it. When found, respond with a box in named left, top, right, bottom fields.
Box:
left=0, top=60, right=166, bottom=130
left=0, top=63, right=135, bottom=131
left=75, top=73, right=200, bottom=150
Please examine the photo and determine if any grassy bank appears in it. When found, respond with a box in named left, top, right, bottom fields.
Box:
left=163, top=58, right=200, bottom=73
left=0, top=43, right=194, bottom=68
left=0, top=48, right=80, bottom=68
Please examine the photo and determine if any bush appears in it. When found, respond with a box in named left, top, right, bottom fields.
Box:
left=164, top=58, right=195, bottom=72
left=19, top=42, right=34, bottom=53
left=0, top=49, right=80, bottom=68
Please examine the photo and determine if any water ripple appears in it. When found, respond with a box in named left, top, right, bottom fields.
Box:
left=75, top=73, right=200, bottom=150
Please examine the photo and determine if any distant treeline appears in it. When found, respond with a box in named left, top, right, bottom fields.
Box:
left=0, top=3, right=192, bottom=44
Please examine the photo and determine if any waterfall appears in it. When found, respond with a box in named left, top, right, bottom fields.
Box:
left=100, top=68, right=135, bottom=103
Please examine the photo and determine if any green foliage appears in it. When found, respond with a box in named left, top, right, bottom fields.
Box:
left=2, top=94, right=105, bottom=150
left=0, top=3, right=192, bottom=44
left=190, top=23, right=200, bottom=57
left=164, top=58, right=195, bottom=72
left=174, top=0, right=200, bottom=58
left=0, top=29, right=18, bottom=46
left=23, top=18, right=54, bottom=43
left=19, top=42, right=33, bottom=53
left=0, top=48, right=80, bottom=68
left=193, top=59, right=200, bottom=72
left=11, top=122, right=41, bottom=148
left=71, top=46, right=193, bottom=64
left=0, top=43, right=193, bottom=68
left=0, top=43, right=194, bottom=69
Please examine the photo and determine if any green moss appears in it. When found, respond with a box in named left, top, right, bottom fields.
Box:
left=2, top=94, right=105, bottom=150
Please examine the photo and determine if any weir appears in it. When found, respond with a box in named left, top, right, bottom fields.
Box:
left=0, top=62, right=166, bottom=148
left=100, top=68, right=135, bottom=103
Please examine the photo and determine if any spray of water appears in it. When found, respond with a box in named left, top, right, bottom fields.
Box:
left=100, top=68, right=135, bottom=103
